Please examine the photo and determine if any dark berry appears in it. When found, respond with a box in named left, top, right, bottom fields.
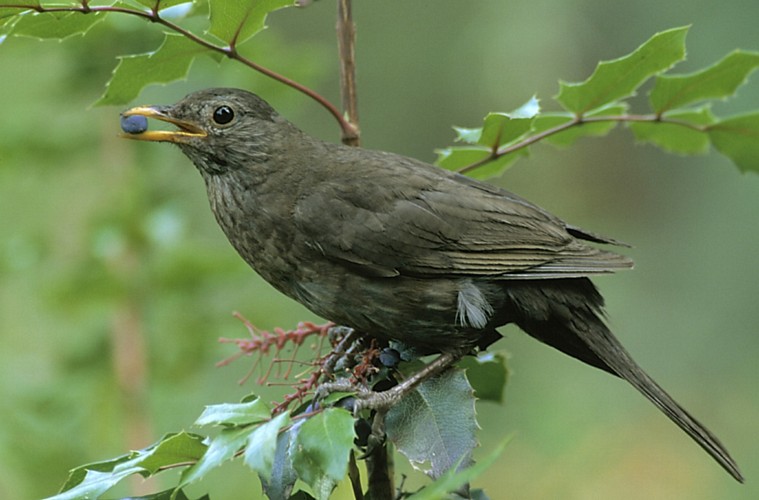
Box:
left=354, top=418, right=372, bottom=447
left=379, top=348, right=401, bottom=368
left=120, top=114, right=148, bottom=134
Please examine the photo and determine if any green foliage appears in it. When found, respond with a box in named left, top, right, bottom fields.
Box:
left=649, top=50, right=759, bottom=113
left=459, top=351, right=509, bottom=404
left=386, top=367, right=478, bottom=479
left=708, top=112, right=759, bottom=172
left=97, top=34, right=213, bottom=105
left=291, top=408, right=355, bottom=500
left=260, top=424, right=300, bottom=499
left=3, top=7, right=758, bottom=172
left=12, top=10, right=106, bottom=39
left=208, top=0, right=294, bottom=45
left=133, top=0, right=190, bottom=9
left=438, top=26, right=759, bottom=176
left=48, top=395, right=359, bottom=500
left=1, top=2, right=757, bottom=498
left=244, top=411, right=291, bottom=482
left=178, top=426, right=253, bottom=488
left=1, top=0, right=296, bottom=106
left=533, top=103, right=629, bottom=146
left=194, top=396, right=272, bottom=426
left=629, top=107, right=715, bottom=155
left=51, top=432, right=207, bottom=500
left=408, top=439, right=509, bottom=500
left=436, top=96, right=538, bottom=179
left=41, top=356, right=503, bottom=499
left=555, top=26, right=688, bottom=114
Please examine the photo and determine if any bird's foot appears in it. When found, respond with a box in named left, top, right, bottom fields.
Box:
left=317, top=350, right=463, bottom=413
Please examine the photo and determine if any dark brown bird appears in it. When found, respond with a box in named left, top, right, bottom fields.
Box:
left=122, top=88, right=742, bottom=482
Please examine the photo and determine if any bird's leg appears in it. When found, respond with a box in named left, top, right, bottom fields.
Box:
left=322, top=326, right=359, bottom=374
left=318, top=350, right=464, bottom=463
left=354, top=409, right=387, bottom=461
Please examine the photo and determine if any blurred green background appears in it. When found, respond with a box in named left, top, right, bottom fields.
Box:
left=1, top=1, right=758, bottom=499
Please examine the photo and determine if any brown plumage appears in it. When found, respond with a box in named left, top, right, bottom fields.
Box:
left=122, top=88, right=742, bottom=482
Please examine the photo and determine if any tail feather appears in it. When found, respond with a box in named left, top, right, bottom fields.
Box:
left=573, top=317, right=744, bottom=483
left=508, top=279, right=744, bottom=482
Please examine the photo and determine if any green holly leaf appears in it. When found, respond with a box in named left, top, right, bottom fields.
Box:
left=96, top=33, right=212, bottom=106
left=557, top=26, right=688, bottom=114
left=261, top=423, right=300, bottom=500
left=55, top=453, right=136, bottom=498
left=478, top=96, right=539, bottom=149
left=437, top=98, right=538, bottom=179
left=0, top=0, right=38, bottom=22
left=650, top=50, right=759, bottom=113
left=450, top=96, right=539, bottom=149
left=117, top=488, right=195, bottom=500
left=179, top=426, right=254, bottom=488
left=708, top=112, right=759, bottom=172
left=55, top=432, right=207, bottom=497
left=244, top=411, right=291, bottom=482
left=49, top=468, right=143, bottom=500
left=195, top=396, right=271, bottom=427
left=453, top=125, right=483, bottom=144
left=436, top=146, right=490, bottom=170
left=630, top=106, right=715, bottom=155
left=208, top=0, right=294, bottom=46
left=435, top=146, right=527, bottom=180
left=291, top=408, right=355, bottom=500
left=132, top=0, right=193, bottom=10
left=533, top=103, right=628, bottom=147
left=459, top=351, right=508, bottom=403
left=408, top=439, right=509, bottom=500
left=11, top=10, right=105, bottom=39
left=137, top=431, right=208, bottom=474
left=386, top=367, right=478, bottom=479
left=0, top=0, right=38, bottom=6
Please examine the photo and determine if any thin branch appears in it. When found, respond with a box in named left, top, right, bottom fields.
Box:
left=457, top=112, right=709, bottom=174
left=336, top=0, right=360, bottom=146
left=366, top=436, right=393, bottom=500
left=4, top=4, right=355, bottom=138
left=348, top=450, right=365, bottom=500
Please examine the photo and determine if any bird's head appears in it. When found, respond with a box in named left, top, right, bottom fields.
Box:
left=121, top=88, right=284, bottom=175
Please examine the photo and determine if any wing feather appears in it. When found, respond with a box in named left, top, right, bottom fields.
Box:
left=294, top=150, right=632, bottom=279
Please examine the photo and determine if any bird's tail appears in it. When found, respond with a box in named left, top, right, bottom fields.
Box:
left=508, top=278, right=744, bottom=483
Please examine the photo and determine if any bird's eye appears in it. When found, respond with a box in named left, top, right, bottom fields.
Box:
left=212, top=105, right=235, bottom=125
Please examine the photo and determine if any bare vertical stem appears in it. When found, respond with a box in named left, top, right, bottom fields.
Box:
left=347, top=450, right=365, bottom=500
left=336, top=2, right=389, bottom=496
left=366, top=437, right=394, bottom=500
left=337, top=0, right=360, bottom=146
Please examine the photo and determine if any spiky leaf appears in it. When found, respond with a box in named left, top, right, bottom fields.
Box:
left=386, top=367, right=478, bottom=479
left=244, top=412, right=291, bottom=482
left=291, top=408, right=355, bottom=500
left=459, top=351, right=508, bottom=403
left=708, top=112, right=759, bottom=172
left=557, top=26, right=688, bottom=114
left=195, top=396, right=271, bottom=427
left=208, top=0, right=294, bottom=46
left=96, top=33, right=212, bottom=106
left=11, top=11, right=105, bottom=39
left=630, top=107, right=715, bottom=155
left=650, top=50, right=759, bottom=113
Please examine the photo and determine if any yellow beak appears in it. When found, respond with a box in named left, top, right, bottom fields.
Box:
left=120, top=106, right=206, bottom=143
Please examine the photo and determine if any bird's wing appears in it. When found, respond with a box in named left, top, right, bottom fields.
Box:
left=294, top=153, right=632, bottom=279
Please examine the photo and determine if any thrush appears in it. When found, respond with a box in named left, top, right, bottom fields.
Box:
left=122, top=88, right=742, bottom=482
